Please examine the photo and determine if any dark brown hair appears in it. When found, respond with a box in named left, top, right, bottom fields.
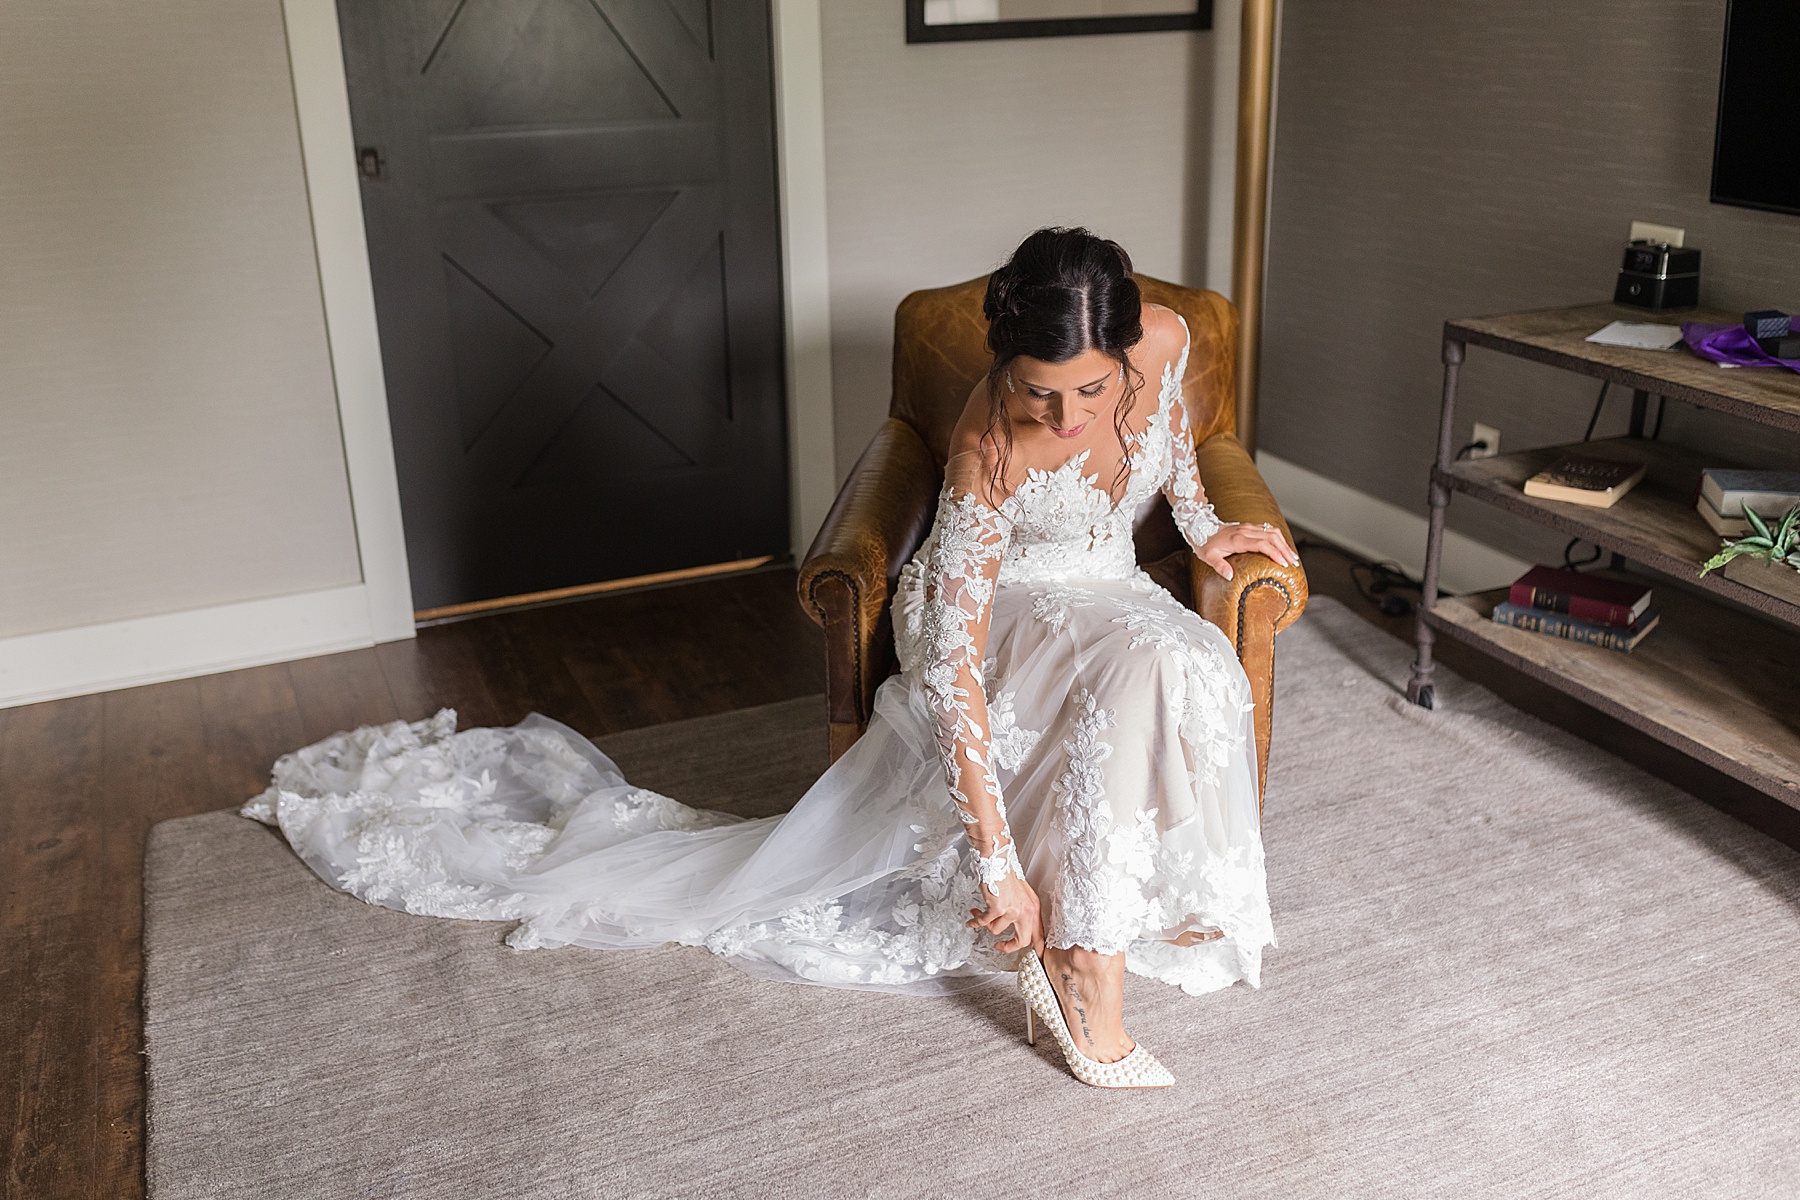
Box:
left=981, top=227, right=1145, bottom=496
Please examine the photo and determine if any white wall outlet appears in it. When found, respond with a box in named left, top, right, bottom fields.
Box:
left=1470, top=423, right=1500, bottom=459
left=1628, top=220, right=1685, bottom=247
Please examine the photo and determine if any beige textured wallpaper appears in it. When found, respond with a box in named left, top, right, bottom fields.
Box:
left=1260, top=0, right=1800, bottom=565
left=821, top=2, right=1220, bottom=474
left=0, top=0, right=362, bottom=639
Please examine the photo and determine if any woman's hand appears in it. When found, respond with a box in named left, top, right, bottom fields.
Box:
left=1197, top=521, right=1300, bottom=581
left=968, top=871, right=1045, bottom=955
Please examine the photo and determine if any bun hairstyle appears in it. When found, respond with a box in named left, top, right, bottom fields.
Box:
left=981, top=227, right=1146, bottom=496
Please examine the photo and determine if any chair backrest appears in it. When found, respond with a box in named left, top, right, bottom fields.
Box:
left=889, top=273, right=1240, bottom=465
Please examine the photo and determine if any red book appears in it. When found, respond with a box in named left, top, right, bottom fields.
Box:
left=1508, top=565, right=1651, bottom=628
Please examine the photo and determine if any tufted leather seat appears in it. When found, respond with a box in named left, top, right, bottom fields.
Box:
left=796, top=274, right=1308, bottom=802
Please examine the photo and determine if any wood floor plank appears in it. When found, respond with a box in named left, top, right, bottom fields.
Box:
left=0, top=694, right=106, bottom=1198
left=0, top=701, right=26, bottom=1200
left=715, top=570, right=829, bottom=705
left=470, top=606, right=606, bottom=734
left=196, top=661, right=309, bottom=814
left=559, top=569, right=823, bottom=733
left=377, top=627, right=504, bottom=730
left=285, top=647, right=401, bottom=746
left=556, top=594, right=694, bottom=733
left=624, top=580, right=774, bottom=714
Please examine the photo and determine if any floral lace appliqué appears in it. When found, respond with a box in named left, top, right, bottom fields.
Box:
left=1156, top=323, right=1224, bottom=549
left=610, top=788, right=738, bottom=835
left=1109, top=594, right=1252, bottom=788
left=1029, top=584, right=1096, bottom=634
left=985, top=688, right=1042, bottom=773
left=1048, top=688, right=1138, bottom=953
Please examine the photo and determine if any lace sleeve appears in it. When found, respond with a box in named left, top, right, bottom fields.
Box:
left=917, top=470, right=1020, bottom=891
left=1159, top=321, right=1223, bottom=551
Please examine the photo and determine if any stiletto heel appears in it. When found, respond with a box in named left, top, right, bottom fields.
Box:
left=1016, top=949, right=1175, bottom=1089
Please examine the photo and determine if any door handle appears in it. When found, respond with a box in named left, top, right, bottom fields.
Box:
left=357, top=146, right=384, bottom=180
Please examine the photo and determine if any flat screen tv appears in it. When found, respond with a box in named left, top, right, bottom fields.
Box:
left=1711, top=0, right=1800, bottom=216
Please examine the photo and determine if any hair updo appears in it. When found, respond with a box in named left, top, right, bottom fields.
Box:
left=981, top=227, right=1145, bottom=495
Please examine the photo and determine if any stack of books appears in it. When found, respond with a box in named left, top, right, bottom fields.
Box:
left=1491, top=565, right=1659, bottom=652
left=1695, top=468, right=1800, bottom=536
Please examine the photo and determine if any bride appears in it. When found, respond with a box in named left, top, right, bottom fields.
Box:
left=246, top=227, right=1298, bottom=1090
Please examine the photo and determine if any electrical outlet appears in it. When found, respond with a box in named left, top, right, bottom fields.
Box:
left=1470, top=423, right=1500, bottom=459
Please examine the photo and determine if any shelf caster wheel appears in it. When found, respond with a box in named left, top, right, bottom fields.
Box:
left=1407, top=682, right=1434, bottom=710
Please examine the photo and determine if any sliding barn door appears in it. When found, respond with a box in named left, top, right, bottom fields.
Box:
left=339, top=0, right=788, bottom=612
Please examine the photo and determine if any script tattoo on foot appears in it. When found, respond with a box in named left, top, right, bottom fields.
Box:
left=1062, top=971, right=1095, bottom=1045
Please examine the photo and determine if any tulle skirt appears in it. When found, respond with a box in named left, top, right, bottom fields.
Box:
left=246, top=576, right=1273, bottom=997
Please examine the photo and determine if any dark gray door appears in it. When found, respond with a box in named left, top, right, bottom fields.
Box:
left=339, top=0, right=788, bottom=612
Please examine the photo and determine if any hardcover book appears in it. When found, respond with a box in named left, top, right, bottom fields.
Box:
left=1491, top=601, right=1659, bottom=652
left=1508, top=565, right=1651, bottom=628
left=1697, top=493, right=1757, bottom=538
left=1698, top=468, right=1800, bottom=519
left=1521, top=455, right=1647, bottom=508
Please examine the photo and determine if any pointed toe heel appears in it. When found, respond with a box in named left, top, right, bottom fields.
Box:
left=1016, top=949, right=1175, bottom=1089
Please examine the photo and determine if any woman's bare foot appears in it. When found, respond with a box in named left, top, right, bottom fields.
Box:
left=1039, top=945, right=1134, bottom=1063
left=1165, top=927, right=1223, bottom=947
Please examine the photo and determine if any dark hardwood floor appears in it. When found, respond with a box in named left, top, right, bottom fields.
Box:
left=4, top=542, right=1794, bottom=1199
left=0, top=566, right=823, bottom=1200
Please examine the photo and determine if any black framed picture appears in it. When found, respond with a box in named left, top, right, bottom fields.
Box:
left=905, top=0, right=1212, bottom=43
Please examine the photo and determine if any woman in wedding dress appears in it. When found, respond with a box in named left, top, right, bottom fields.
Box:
left=246, top=227, right=1297, bottom=1089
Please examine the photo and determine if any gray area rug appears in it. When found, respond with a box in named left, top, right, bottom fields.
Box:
left=144, top=597, right=1800, bottom=1199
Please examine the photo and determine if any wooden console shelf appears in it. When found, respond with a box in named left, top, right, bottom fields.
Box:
left=1426, top=590, right=1800, bottom=803
left=1440, top=436, right=1800, bottom=627
left=1449, top=303, right=1800, bottom=433
left=1408, top=302, right=1800, bottom=814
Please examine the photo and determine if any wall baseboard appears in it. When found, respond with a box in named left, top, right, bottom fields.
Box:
left=1256, top=450, right=1530, bottom=595
left=0, top=584, right=375, bottom=709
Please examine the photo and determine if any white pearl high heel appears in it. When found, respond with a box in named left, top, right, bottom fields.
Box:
left=1017, top=949, right=1175, bottom=1089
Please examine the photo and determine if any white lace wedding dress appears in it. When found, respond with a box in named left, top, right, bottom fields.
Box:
left=246, top=323, right=1274, bottom=998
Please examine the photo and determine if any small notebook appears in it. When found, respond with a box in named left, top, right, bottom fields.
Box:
left=1522, top=455, right=1647, bottom=508
left=1585, top=321, right=1684, bottom=351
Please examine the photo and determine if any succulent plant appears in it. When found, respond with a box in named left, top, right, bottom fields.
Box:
left=1699, top=502, right=1800, bottom=576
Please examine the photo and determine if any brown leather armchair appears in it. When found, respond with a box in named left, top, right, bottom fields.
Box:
left=797, top=274, right=1308, bottom=800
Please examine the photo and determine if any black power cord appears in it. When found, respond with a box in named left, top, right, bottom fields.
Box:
left=1562, top=537, right=1603, bottom=570
left=1583, top=381, right=1611, bottom=441
left=1584, top=379, right=1669, bottom=441
left=1297, top=538, right=1424, bottom=618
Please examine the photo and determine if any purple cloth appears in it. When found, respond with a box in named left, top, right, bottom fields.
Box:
left=1681, top=322, right=1800, bottom=374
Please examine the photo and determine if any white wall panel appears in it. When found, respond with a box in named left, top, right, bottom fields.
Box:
left=819, top=4, right=1221, bottom=474
left=0, top=0, right=363, bottom=640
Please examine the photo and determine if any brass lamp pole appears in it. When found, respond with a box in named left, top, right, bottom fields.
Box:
left=1230, top=0, right=1277, bottom=456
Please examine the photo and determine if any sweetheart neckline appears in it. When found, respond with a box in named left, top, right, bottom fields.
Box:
left=954, top=314, right=1190, bottom=520
left=1001, top=400, right=1170, bottom=518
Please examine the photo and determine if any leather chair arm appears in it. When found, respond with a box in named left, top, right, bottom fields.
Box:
left=797, top=418, right=942, bottom=757
left=1190, top=433, right=1309, bottom=804
left=1191, top=432, right=1309, bottom=640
